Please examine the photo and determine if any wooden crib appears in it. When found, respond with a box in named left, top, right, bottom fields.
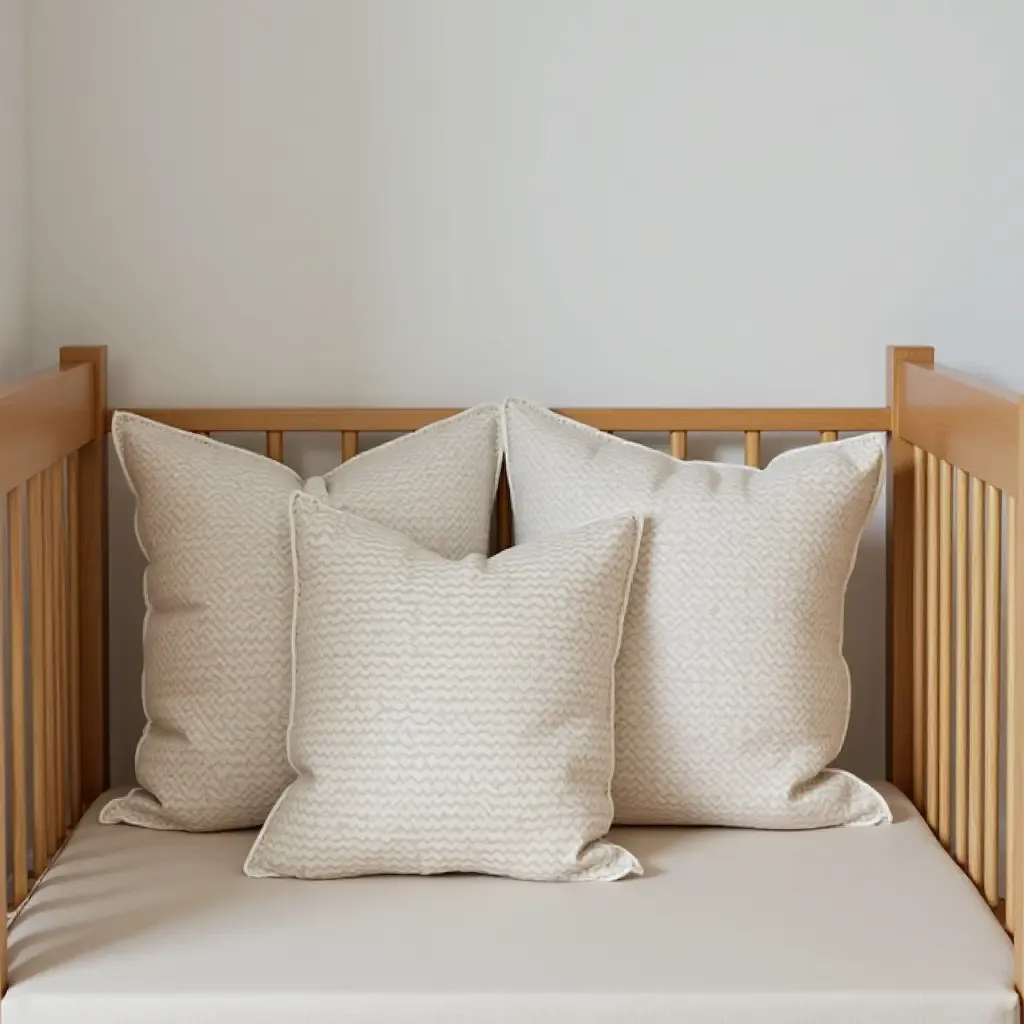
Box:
left=0, top=343, right=1021, bottom=1020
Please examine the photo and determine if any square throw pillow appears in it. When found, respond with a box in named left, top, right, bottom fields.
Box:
left=244, top=495, right=643, bottom=882
left=502, top=398, right=891, bottom=830
left=101, top=408, right=501, bottom=832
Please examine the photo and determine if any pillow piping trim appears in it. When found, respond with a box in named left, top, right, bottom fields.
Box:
left=501, top=397, right=891, bottom=829
left=243, top=489, right=307, bottom=878
left=581, top=507, right=645, bottom=880
left=245, top=495, right=647, bottom=880
left=103, top=405, right=503, bottom=830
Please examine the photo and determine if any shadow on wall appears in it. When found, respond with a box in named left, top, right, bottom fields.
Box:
left=104, top=432, right=890, bottom=788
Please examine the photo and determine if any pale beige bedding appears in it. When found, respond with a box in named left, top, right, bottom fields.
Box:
left=4, top=784, right=1015, bottom=1024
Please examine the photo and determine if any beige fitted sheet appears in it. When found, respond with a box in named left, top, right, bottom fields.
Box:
left=3, top=783, right=1016, bottom=1024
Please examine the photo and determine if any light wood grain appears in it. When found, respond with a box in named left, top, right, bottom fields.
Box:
left=61, top=347, right=109, bottom=807
left=954, top=467, right=969, bottom=865
left=925, top=453, right=940, bottom=829
left=27, top=473, right=48, bottom=877
left=7, top=486, right=29, bottom=903
left=43, top=464, right=58, bottom=858
left=54, top=461, right=68, bottom=842
left=900, top=361, right=1020, bottom=495
left=983, top=485, right=1001, bottom=906
left=669, top=430, right=687, bottom=459
left=744, top=431, right=761, bottom=468
left=1010, top=416, right=1024, bottom=1000
left=113, top=405, right=892, bottom=435
left=266, top=431, right=284, bottom=462
left=888, top=346, right=935, bottom=796
left=1008, top=493, right=1017, bottom=933
left=341, top=431, right=359, bottom=463
left=67, top=450, right=82, bottom=826
left=820, top=430, right=838, bottom=443
left=937, top=459, right=953, bottom=846
left=968, top=475, right=985, bottom=888
left=912, top=445, right=927, bottom=809
left=0, top=364, right=92, bottom=496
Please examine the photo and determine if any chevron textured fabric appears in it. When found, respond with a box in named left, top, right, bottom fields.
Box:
left=101, top=408, right=501, bottom=832
left=244, top=496, right=643, bottom=881
left=503, top=399, right=891, bottom=829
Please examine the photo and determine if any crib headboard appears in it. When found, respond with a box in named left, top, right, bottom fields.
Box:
left=0, top=344, right=1022, bottom=995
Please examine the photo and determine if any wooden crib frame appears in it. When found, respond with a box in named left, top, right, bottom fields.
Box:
left=0, top=344, right=1022, bottom=1006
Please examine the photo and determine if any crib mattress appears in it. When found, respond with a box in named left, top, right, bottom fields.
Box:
left=3, top=783, right=1015, bottom=1024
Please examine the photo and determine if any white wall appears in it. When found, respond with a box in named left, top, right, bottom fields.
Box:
left=0, top=0, right=26, bottom=377
left=22, top=1, right=1024, bottom=784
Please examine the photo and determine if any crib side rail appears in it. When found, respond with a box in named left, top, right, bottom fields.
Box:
left=0, top=347, right=108, bottom=996
left=889, top=347, right=1024, bottom=985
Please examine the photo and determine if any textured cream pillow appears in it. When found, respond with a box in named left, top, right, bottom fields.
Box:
left=502, top=398, right=891, bottom=830
left=101, top=408, right=500, bottom=832
left=244, top=495, right=643, bottom=882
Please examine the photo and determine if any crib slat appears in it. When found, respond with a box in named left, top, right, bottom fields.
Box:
left=68, top=451, right=83, bottom=826
left=27, top=473, right=48, bottom=876
left=55, top=462, right=68, bottom=842
left=937, top=459, right=953, bottom=847
left=1007, top=494, right=1018, bottom=933
left=669, top=431, right=687, bottom=459
left=912, top=446, right=927, bottom=810
left=925, top=454, right=940, bottom=829
left=43, top=464, right=59, bottom=857
left=341, top=431, right=359, bottom=463
left=7, top=486, right=29, bottom=903
left=744, top=431, right=761, bottom=468
left=51, top=465, right=64, bottom=847
left=953, top=468, right=969, bottom=865
left=982, top=485, right=1001, bottom=907
left=819, top=430, right=838, bottom=443
left=266, top=431, right=284, bottom=462
left=967, top=475, right=985, bottom=888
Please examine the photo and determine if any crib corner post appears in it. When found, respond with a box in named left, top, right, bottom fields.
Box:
left=59, top=346, right=109, bottom=809
left=886, top=346, right=935, bottom=796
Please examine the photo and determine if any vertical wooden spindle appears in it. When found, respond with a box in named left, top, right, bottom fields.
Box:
left=669, top=431, right=687, bottom=460
left=982, top=485, right=1001, bottom=906
left=967, top=475, right=985, bottom=888
left=1007, top=493, right=1017, bottom=932
left=937, top=460, right=953, bottom=846
left=266, top=431, right=284, bottom=462
left=744, top=431, right=761, bottom=468
left=912, top=446, right=927, bottom=809
left=67, top=451, right=83, bottom=826
left=55, top=461, right=68, bottom=841
left=341, top=431, right=359, bottom=463
left=953, top=468, right=969, bottom=865
left=43, top=464, right=59, bottom=857
left=7, top=487, right=29, bottom=903
left=27, top=473, right=48, bottom=876
left=819, top=430, right=838, bottom=443
left=925, top=453, right=940, bottom=829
